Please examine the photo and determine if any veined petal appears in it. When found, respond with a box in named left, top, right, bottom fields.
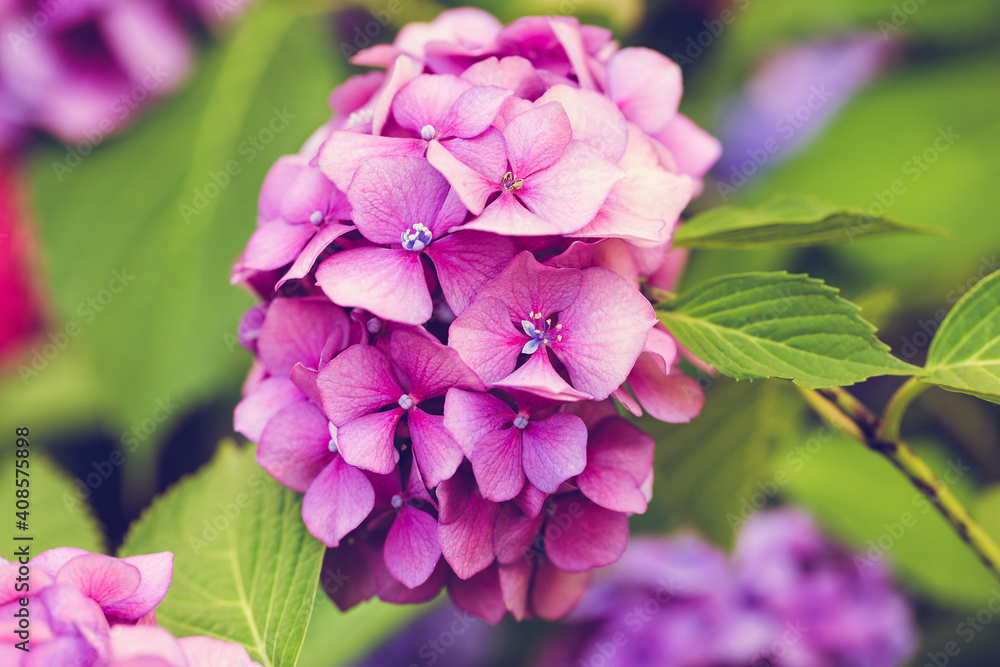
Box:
left=536, top=84, right=628, bottom=162
left=425, top=231, right=516, bottom=316
left=384, top=506, right=442, bottom=588
left=471, top=427, right=525, bottom=502
left=426, top=139, right=498, bottom=215
left=318, top=131, right=425, bottom=192
left=606, top=47, right=683, bottom=135
left=258, top=400, right=334, bottom=492
left=316, top=344, right=402, bottom=425
left=335, top=409, right=403, bottom=475
left=521, top=412, right=588, bottom=493
left=233, top=378, right=303, bottom=443
left=389, top=327, right=484, bottom=399
left=577, top=416, right=654, bottom=513
left=242, top=221, right=315, bottom=271
left=303, top=456, right=375, bottom=547
left=443, top=388, right=514, bottom=457
left=408, top=409, right=465, bottom=489
left=448, top=296, right=528, bottom=385
left=56, top=554, right=141, bottom=608
left=544, top=495, right=628, bottom=572
left=503, top=101, right=572, bottom=176
left=437, top=472, right=501, bottom=579
left=392, top=74, right=473, bottom=134
left=628, top=355, right=705, bottom=424
left=492, top=351, right=592, bottom=402
left=439, top=85, right=512, bottom=138
left=258, top=298, right=351, bottom=377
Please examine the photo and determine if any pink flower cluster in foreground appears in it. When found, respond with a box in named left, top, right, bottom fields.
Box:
left=541, top=510, right=917, bottom=667
left=233, top=8, right=720, bottom=622
left=0, top=547, right=260, bottom=666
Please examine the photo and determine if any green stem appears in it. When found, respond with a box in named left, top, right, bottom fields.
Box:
left=807, top=387, right=1000, bottom=582
left=879, top=376, right=929, bottom=442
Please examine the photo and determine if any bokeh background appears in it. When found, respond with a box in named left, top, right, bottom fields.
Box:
left=2, top=0, right=1000, bottom=664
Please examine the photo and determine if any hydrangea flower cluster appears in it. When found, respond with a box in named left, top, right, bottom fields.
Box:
left=232, top=8, right=720, bottom=622
left=539, top=510, right=917, bottom=667
left=0, top=547, right=260, bottom=666
left=0, top=0, right=250, bottom=152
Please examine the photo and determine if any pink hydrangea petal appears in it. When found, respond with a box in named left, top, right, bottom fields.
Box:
left=408, top=409, right=465, bottom=489
left=550, top=18, right=596, bottom=89
left=503, top=102, right=572, bottom=176
left=389, top=326, right=484, bottom=400
left=544, top=496, right=628, bottom=572
left=521, top=413, right=588, bottom=493
left=316, top=247, right=432, bottom=326
left=518, top=141, right=625, bottom=235
left=320, top=539, right=379, bottom=610
left=258, top=401, right=334, bottom=492
left=335, top=409, right=403, bottom=475
left=279, top=167, right=336, bottom=223
left=372, top=54, right=423, bottom=136
left=437, top=472, right=501, bottom=579
left=439, top=85, right=512, bottom=138
left=258, top=298, right=351, bottom=377
left=462, top=191, right=567, bottom=237
left=447, top=566, right=506, bottom=624
left=109, top=625, right=187, bottom=666
left=471, top=427, right=525, bottom=502
left=376, top=560, right=447, bottom=606
left=392, top=74, right=474, bottom=134
left=654, top=112, right=722, bottom=179
left=493, top=504, right=544, bottom=564
left=513, top=481, right=548, bottom=519
left=179, top=635, right=262, bottom=667
left=536, top=84, right=628, bottom=162
left=554, top=267, right=657, bottom=400
left=102, top=552, right=173, bottom=622
left=479, top=252, right=582, bottom=319
left=347, top=156, right=452, bottom=243
left=276, top=222, right=353, bottom=289
left=606, top=47, right=683, bottom=135
left=629, top=355, right=705, bottom=423
left=461, top=56, right=546, bottom=100
left=447, top=296, right=527, bottom=384
left=330, top=71, right=385, bottom=117
left=259, top=155, right=306, bottom=220
left=303, top=456, right=375, bottom=547
left=426, top=139, right=499, bottom=215
left=443, top=388, right=513, bottom=457
left=530, top=557, right=591, bottom=620
left=384, top=506, right=442, bottom=588
left=317, top=344, right=402, bottom=424
left=425, top=231, right=516, bottom=316
left=56, top=554, right=142, bottom=608
left=318, top=131, right=425, bottom=192
left=30, top=547, right=90, bottom=579
left=611, top=386, right=642, bottom=417
left=242, top=221, right=315, bottom=271
left=498, top=559, right=531, bottom=620
left=577, top=417, right=654, bottom=513
left=491, top=351, right=593, bottom=402
left=234, top=378, right=303, bottom=443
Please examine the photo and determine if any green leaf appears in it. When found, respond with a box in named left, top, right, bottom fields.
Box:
left=777, top=433, right=995, bottom=610
left=15, top=0, right=344, bottom=498
left=923, top=268, right=1000, bottom=403
left=0, top=453, right=105, bottom=554
left=656, top=272, right=920, bottom=388
left=119, top=443, right=324, bottom=667
left=674, top=194, right=946, bottom=249
left=633, top=379, right=802, bottom=545
left=975, top=485, right=1000, bottom=545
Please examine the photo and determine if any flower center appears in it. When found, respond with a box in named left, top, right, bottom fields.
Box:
left=513, top=415, right=529, bottom=429
left=398, top=394, right=415, bottom=410
left=391, top=494, right=404, bottom=509
left=401, top=223, right=433, bottom=252
left=501, top=171, right=524, bottom=192
left=309, top=210, right=324, bottom=225
left=420, top=124, right=437, bottom=141
left=520, top=311, right=562, bottom=354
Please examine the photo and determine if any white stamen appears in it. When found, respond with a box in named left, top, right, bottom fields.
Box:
left=420, top=124, right=437, bottom=141
left=398, top=394, right=415, bottom=410
left=309, top=210, right=324, bottom=225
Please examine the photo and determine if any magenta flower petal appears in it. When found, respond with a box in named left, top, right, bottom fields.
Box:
left=521, top=413, right=588, bottom=493
left=606, top=47, right=683, bottom=135
left=554, top=267, right=656, bottom=399
left=531, top=557, right=591, bottom=620
left=372, top=54, right=424, bottom=136
left=438, top=472, right=501, bottom=579
left=179, top=635, right=262, bottom=667
left=544, top=495, right=628, bottom=572
left=654, top=113, right=722, bottom=179
left=425, top=139, right=500, bottom=215
left=408, top=409, right=465, bottom=489
left=390, top=329, right=484, bottom=400
left=384, top=506, right=442, bottom=588
left=461, top=56, right=546, bottom=100
left=336, top=408, right=403, bottom=474
left=258, top=298, right=351, bottom=376
left=536, top=85, right=628, bottom=162
left=498, top=559, right=531, bottom=620
left=461, top=189, right=568, bottom=236
left=234, top=378, right=303, bottom=443
left=316, top=247, right=432, bottom=326
left=258, top=401, right=334, bottom=492
left=392, top=74, right=473, bottom=135
left=318, top=132, right=426, bottom=191
left=425, top=231, right=517, bottom=316
left=471, top=427, right=525, bottom=502
left=347, top=156, right=453, bottom=244
left=491, top=351, right=592, bottom=402
left=440, top=85, right=513, bottom=138
left=503, top=102, right=572, bottom=176
left=242, top=221, right=316, bottom=271
left=103, top=552, right=173, bottom=622
left=303, top=456, right=375, bottom=547
left=443, top=388, right=512, bottom=457
left=447, top=566, right=507, bottom=624
left=109, top=625, right=186, bottom=665
left=276, top=222, right=354, bottom=289
left=478, top=252, right=582, bottom=322
left=30, top=547, right=90, bottom=579
left=513, top=481, right=548, bottom=519
left=56, top=554, right=141, bottom=609
left=318, top=344, right=403, bottom=424
left=447, top=296, right=527, bottom=384
left=628, top=354, right=705, bottom=423
left=494, top=504, right=545, bottom=564
left=577, top=417, right=654, bottom=513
